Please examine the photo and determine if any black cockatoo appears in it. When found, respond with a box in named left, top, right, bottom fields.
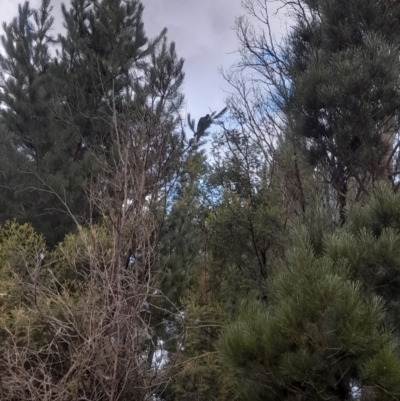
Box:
left=187, top=107, right=228, bottom=143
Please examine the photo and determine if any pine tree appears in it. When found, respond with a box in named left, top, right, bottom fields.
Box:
left=214, top=2, right=400, bottom=399
left=0, top=0, right=55, bottom=168
left=0, top=0, right=186, bottom=246
left=218, top=196, right=400, bottom=400
left=0, top=0, right=76, bottom=245
left=56, top=0, right=166, bottom=154
left=229, top=0, right=400, bottom=223
left=283, top=0, right=400, bottom=221
left=326, top=183, right=400, bottom=334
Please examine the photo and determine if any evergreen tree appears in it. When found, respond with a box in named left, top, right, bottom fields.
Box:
left=0, top=0, right=185, bottom=246
left=218, top=193, right=400, bottom=400
left=0, top=0, right=55, bottom=168
left=0, top=0, right=76, bottom=246
left=283, top=0, right=400, bottom=221
left=229, top=0, right=400, bottom=222
left=215, top=3, right=400, bottom=399
left=326, top=183, right=400, bottom=334
left=56, top=0, right=166, bottom=154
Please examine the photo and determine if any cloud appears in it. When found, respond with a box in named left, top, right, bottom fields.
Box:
left=142, top=0, right=244, bottom=117
left=142, top=0, right=290, bottom=120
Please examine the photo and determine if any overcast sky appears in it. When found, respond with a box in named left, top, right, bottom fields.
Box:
left=143, top=1, right=287, bottom=120
left=2, top=0, right=288, bottom=122
left=143, top=0, right=243, bottom=119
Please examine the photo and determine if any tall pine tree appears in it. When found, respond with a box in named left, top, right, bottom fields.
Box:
left=283, top=0, right=400, bottom=221
left=0, top=0, right=185, bottom=246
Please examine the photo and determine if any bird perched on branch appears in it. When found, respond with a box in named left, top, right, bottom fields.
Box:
left=187, top=107, right=228, bottom=144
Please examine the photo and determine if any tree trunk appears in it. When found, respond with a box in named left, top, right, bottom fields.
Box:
left=376, top=115, right=394, bottom=181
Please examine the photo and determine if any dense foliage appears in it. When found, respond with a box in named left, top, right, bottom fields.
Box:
left=1, top=0, right=400, bottom=400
